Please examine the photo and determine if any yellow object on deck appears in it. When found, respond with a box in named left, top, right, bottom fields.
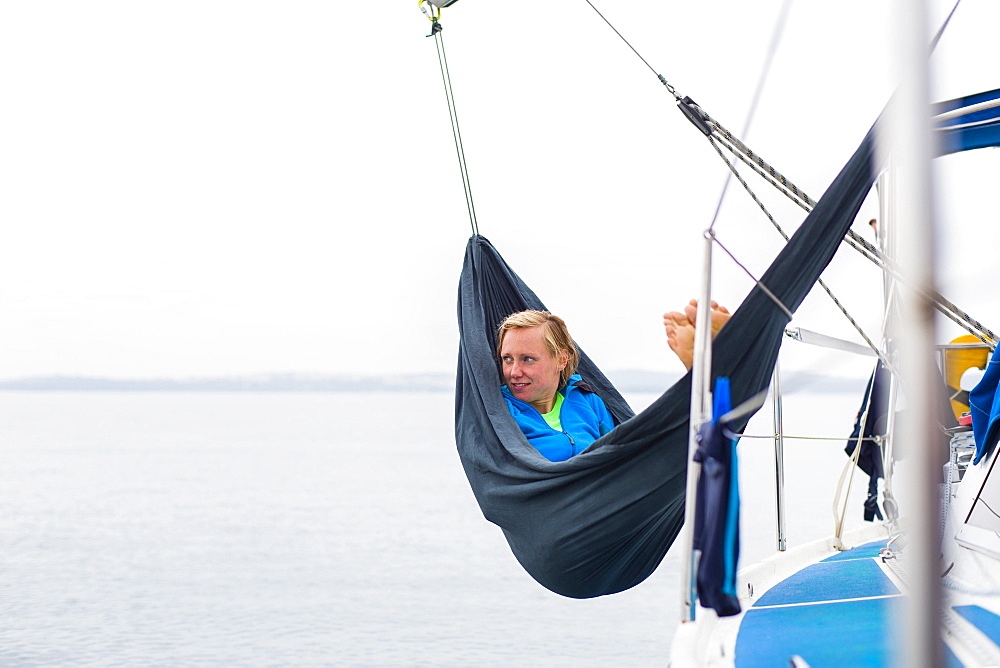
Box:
left=944, top=334, right=991, bottom=420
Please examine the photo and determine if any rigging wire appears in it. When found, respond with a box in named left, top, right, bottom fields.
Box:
left=583, top=0, right=680, bottom=100
left=695, top=0, right=907, bottom=373
left=710, top=113, right=997, bottom=347
left=426, top=0, right=990, bottom=348
left=930, top=0, right=962, bottom=51
left=422, top=4, right=480, bottom=236
left=584, top=0, right=993, bottom=353
left=711, top=136, right=894, bottom=370
left=583, top=0, right=894, bottom=364
left=692, top=0, right=898, bottom=373
left=707, top=133, right=897, bottom=376
left=705, top=0, right=793, bottom=234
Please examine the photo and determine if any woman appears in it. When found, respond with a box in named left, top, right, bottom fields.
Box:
left=498, top=301, right=730, bottom=462
left=498, top=310, right=613, bottom=462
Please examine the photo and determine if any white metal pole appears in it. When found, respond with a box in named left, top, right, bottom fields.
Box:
left=772, top=362, right=787, bottom=551
left=889, top=0, right=943, bottom=665
left=679, top=230, right=715, bottom=622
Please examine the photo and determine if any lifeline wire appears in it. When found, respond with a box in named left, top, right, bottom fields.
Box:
left=428, top=16, right=479, bottom=236
left=710, top=231, right=793, bottom=321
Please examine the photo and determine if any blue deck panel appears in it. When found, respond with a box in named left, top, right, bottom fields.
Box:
left=736, top=542, right=905, bottom=666
left=753, top=558, right=899, bottom=607
left=954, top=605, right=1000, bottom=645
left=736, top=597, right=898, bottom=667
left=737, top=597, right=968, bottom=667
left=735, top=541, right=973, bottom=666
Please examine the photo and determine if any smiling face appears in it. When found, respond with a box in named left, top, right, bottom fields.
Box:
left=500, top=325, right=568, bottom=415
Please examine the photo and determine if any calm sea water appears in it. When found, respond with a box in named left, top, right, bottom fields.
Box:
left=0, top=389, right=869, bottom=666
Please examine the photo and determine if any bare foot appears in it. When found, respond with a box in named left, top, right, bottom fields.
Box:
left=682, top=299, right=731, bottom=336
left=664, top=310, right=695, bottom=370
left=664, top=300, right=732, bottom=370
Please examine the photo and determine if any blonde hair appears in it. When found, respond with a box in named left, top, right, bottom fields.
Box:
left=497, top=310, right=580, bottom=388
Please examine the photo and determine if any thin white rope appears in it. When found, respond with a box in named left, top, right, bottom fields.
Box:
left=832, top=424, right=865, bottom=547
left=935, top=117, right=1000, bottom=132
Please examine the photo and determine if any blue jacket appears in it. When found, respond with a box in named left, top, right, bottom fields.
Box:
left=501, top=374, right=616, bottom=462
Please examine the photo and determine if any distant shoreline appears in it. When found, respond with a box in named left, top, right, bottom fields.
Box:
left=0, top=373, right=455, bottom=393
left=0, top=370, right=865, bottom=394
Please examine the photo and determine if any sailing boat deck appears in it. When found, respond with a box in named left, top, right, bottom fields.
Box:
left=672, top=412, right=1000, bottom=667
left=735, top=541, right=901, bottom=666
left=717, top=537, right=1000, bottom=667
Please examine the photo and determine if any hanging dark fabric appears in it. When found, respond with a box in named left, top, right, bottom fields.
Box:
left=846, top=362, right=889, bottom=522
left=455, top=125, right=876, bottom=599
left=693, top=377, right=742, bottom=617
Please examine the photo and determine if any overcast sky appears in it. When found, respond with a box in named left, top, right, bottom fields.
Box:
left=1, top=1, right=996, bottom=380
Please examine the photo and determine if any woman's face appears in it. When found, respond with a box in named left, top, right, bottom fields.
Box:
left=500, top=325, right=567, bottom=413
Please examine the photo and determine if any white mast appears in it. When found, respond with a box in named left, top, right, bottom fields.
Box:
left=888, top=0, right=943, bottom=665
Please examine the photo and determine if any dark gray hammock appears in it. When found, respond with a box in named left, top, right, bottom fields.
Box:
left=455, top=126, right=876, bottom=599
